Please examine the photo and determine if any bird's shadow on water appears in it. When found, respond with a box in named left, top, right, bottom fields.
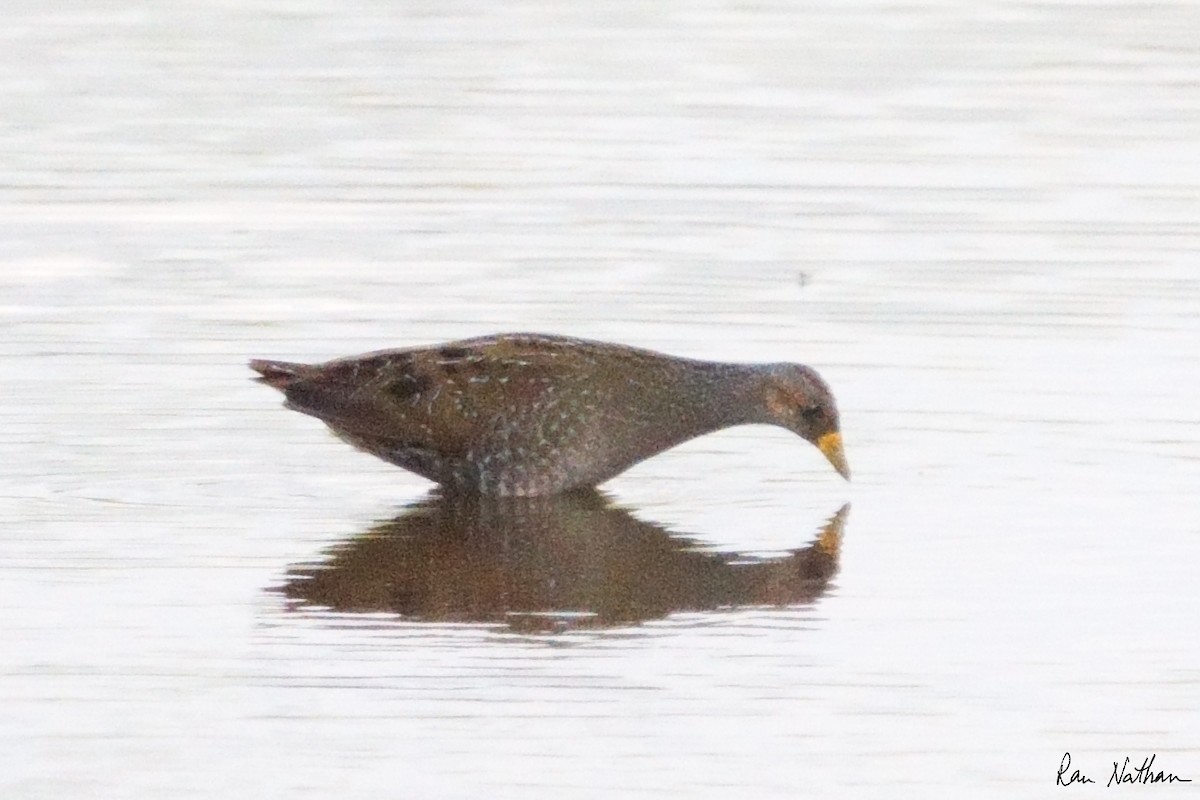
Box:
left=275, top=490, right=849, bottom=634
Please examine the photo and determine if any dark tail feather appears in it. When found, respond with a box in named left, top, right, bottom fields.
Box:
left=249, top=359, right=312, bottom=391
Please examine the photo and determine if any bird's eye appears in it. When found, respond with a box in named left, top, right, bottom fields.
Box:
left=801, top=406, right=823, bottom=421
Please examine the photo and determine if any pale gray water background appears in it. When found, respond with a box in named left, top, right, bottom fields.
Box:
left=2, top=1, right=1199, bottom=797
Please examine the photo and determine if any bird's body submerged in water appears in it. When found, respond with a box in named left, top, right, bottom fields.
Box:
left=250, top=332, right=848, bottom=496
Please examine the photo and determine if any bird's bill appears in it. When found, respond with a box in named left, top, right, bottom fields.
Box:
left=817, top=431, right=850, bottom=480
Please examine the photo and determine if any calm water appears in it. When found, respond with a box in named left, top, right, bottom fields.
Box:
left=3, top=1, right=1199, bottom=798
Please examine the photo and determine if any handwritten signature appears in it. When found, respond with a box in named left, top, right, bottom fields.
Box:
left=1058, top=752, right=1192, bottom=787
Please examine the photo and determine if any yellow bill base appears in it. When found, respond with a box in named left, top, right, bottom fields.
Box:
left=817, top=432, right=851, bottom=480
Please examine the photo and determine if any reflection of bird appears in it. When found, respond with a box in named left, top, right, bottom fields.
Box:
left=279, top=491, right=848, bottom=632
left=251, top=333, right=848, bottom=496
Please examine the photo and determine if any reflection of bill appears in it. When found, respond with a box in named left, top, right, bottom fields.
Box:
left=278, top=491, right=849, bottom=633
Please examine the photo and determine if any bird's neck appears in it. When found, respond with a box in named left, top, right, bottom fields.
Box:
left=681, top=361, right=774, bottom=432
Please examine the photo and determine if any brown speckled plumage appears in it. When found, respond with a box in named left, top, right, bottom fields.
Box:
left=250, top=333, right=848, bottom=496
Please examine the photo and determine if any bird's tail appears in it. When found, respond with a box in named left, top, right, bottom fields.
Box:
left=248, top=359, right=312, bottom=391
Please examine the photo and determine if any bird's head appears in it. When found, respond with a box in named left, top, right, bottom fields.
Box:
left=761, top=364, right=850, bottom=480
